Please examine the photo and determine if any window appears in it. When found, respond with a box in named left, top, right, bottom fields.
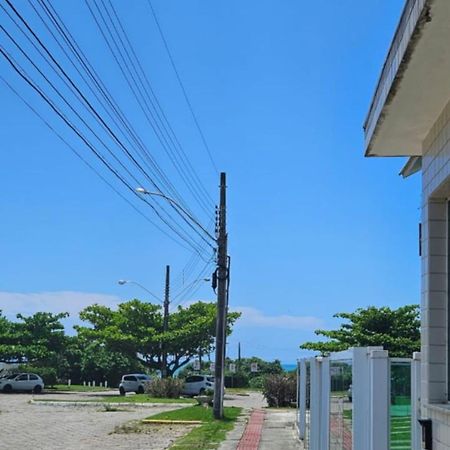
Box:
left=29, top=374, right=38, bottom=380
left=16, top=374, right=28, bottom=381
left=186, top=376, right=203, bottom=383
left=124, top=376, right=137, bottom=382
left=137, top=375, right=149, bottom=380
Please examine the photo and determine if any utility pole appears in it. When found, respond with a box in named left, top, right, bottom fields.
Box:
left=238, top=342, right=241, bottom=370
left=162, top=264, right=170, bottom=378
left=213, top=172, right=228, bottom=419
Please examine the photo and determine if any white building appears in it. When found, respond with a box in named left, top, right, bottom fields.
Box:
left=364, top=1, right=450, bottom=448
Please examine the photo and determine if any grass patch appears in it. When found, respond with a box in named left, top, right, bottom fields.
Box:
left=225, top=387, right=260, bottom=395
left=103, top=395, right=194, bottom=404
left=390, top=416, right=411, bottom=448
left=147, top=405, right=242, bottom=450
left=47, top=384, right=110, bottom=392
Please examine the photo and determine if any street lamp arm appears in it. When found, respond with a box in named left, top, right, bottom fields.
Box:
left=118, top=279, right=163, bottom=304
left=136, top=188, right=216, bottom=242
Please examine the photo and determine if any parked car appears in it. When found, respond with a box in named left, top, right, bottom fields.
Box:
left=119, top=373, right=151, bottom=395
left=0, top=373, right=44, bottom=393
left=181, top=375, right=215, bottom=396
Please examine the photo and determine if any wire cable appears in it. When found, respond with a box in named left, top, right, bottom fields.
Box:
left=0, top=45, right=210, bottom=258
left=147, top=0, right=219, bottom=176
left=1, top=0, right=215, bottom=249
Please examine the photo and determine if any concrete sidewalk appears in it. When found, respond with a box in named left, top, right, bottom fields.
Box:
left=259, top=409, right=303, bottom=450
left=219, top=408, right=303, bottom=450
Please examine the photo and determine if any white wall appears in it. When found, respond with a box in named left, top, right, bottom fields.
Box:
left=421, top=98, right=450, bottom=448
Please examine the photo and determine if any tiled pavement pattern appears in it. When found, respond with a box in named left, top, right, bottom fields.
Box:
left=0, top=393, right=189, bottom=450
left=236, top=409, right=265, bottom=450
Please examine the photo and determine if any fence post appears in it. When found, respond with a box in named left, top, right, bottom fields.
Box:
left=310, top=357, right=321, bottom=450
left=320, top=356, right=330, bottom=450
left=411, top=352, right=421, bottom=450
left=353, top=346, right=383, bottom=450
left=369, top=349, right=389, bottom=450
left=298, top=359, right=306, bottom=439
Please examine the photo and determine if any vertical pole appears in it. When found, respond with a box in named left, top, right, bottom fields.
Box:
left=369, top=349, right=389, bottom=450
left=213, top=172, right=228, bottom=419
left=238, top=342, right=241, bottom=370
left=411, top=352, right=422, bottom=450
left=162, top=264, right=170, bottom=378
left=298, top=359, right=307, bottom=439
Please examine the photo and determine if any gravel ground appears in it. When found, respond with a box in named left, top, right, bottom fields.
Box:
left=0, top=392, right=192, bottom=450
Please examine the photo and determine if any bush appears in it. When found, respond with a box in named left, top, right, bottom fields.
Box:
left=224, top=372, right=249, bottom=388
left=145, top=378, right=183, bottom=398
left=18, top=365, right=58, bottom=387
left=248, top=375, right=264, bottom=390
left=262, top=374, right=296, bottom=407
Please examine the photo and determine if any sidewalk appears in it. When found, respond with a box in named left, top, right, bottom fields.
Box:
left=219, top=408, right=303, bottom=450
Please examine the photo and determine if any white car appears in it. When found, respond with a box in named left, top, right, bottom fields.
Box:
left=181, top=375, right=215, bottom=396
left=0, top=373, right=44, bottom=393
left=119, top=373, right=151, bottom=395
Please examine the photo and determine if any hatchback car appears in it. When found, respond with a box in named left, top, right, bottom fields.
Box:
left=0, top=373, right=44, bottom=393
left=181, top=375, right=215, bottom=396
left=119, top=373, right=151, bottom=395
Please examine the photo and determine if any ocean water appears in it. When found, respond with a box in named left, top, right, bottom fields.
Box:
left=282, top=363, right=297, bottom=372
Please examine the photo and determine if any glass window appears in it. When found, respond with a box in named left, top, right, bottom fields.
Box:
left=390, top=360, right=411, bottom=449
left=29, top=374, right=38, bottom=380
left=329, top=359, right=353, bottom=450
left=124, top=376, right=137, bottom=381
left=16, top=374, right=28, bottom=381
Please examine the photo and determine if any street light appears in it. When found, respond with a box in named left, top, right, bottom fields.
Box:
left=136, top=173, right=228, bottom=420
left=117, top=279, right=163, bottom=303
left=135, top=187, right=216, bottom=242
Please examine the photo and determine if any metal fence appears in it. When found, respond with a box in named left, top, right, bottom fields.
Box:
left=297, top=348, right=421, bottom=450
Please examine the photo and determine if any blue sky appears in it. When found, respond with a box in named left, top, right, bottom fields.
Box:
left=0, top=0, right=419, bottom=362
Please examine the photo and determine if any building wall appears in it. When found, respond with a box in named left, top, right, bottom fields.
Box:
left=422, top=98, right=450, bottom=448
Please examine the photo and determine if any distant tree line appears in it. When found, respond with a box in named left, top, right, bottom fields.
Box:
left=0, top=299, right=240, bottom=386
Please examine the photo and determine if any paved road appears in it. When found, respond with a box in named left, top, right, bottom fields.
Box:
left=0, top=392, right=190, bottom=450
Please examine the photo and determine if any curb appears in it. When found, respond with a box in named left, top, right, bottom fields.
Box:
left=30, top=400, right=189, bottom=408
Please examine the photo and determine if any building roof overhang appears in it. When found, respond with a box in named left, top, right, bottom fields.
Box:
left=364, top=0, right=450, bottom=157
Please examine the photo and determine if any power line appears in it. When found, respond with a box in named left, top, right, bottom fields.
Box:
left=171, top=258, right=215, bottom=308
left=0, top=75, right=200, bottom=254
left=85, top=0, right=215, bottom=216
left=147, top=0, right=219, bottom=176
left=0, top=45, right=210, bottom=258
left=1, top=0, right=215, bottom=250
left=105, top=0, right=215, bottom=209
left=29, top=0, right=193, bottom=219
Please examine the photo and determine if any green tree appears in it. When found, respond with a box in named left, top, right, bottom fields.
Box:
left=75, top=299, right=240, bottom=377
left=300, top=305, right=420, bottom=357
left=0, top=311, right=68, bottom=364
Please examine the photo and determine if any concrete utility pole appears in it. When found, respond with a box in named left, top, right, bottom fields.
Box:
left=213, top=172, right=228, bottom=419
left=162, top=265, right=170, bottom=378
left=238, top=342, right=241, bottom=370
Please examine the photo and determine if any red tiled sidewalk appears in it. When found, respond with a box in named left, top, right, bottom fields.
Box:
left=237, top=409, right=265, bottom=450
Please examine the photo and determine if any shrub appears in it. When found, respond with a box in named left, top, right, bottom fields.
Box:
left=248, top=375, right=264, bottom=390
left=262, top=374, right=296, bottom=407
left=224, top=372, right=249, bottom=388
left=145, top=378, right=183, bottom=398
